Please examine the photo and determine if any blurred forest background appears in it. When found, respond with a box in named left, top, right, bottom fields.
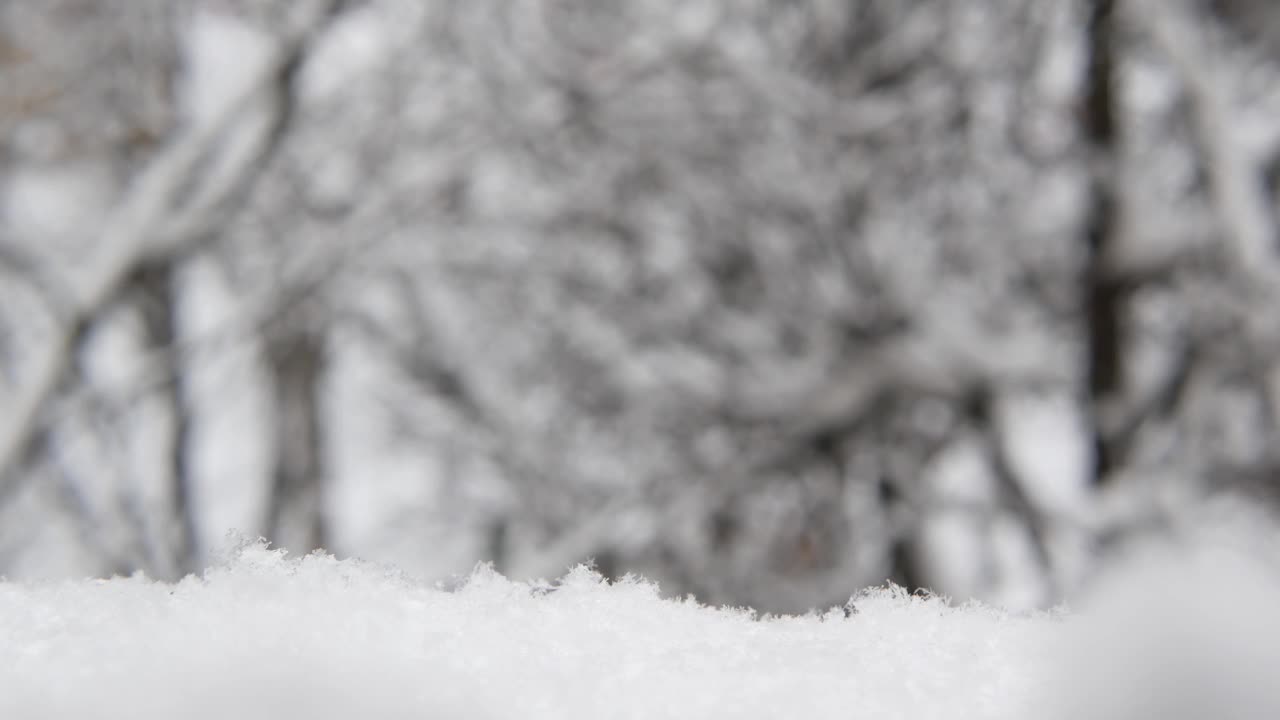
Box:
left=3, top=0, right=1280, bottom=612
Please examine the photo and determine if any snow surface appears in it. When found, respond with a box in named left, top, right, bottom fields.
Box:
left=2, top=535, right=1279, bottom=720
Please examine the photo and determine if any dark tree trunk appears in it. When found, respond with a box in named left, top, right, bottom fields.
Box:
left=485, top=516, right=509, bottom=573
left=1082, top=0, right=1126, bottom=486
left=263, top=324, right=328, bottom=555
left=133, top=262, right=200, bottom=578
left=879, top=473, right=927, bottom=592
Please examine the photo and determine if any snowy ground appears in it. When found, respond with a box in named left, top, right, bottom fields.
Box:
left=2, top=533, right=1279, bottom=720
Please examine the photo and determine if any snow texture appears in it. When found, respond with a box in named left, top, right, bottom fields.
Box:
left=2, top=535, right=1279, bottom=720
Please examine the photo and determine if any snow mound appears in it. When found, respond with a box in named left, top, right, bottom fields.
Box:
left=0, top=540, right=1047, bottom=720
left=1051, top=539, right=1280, bottom=720
left=7, top=533, right=1280, bottom=720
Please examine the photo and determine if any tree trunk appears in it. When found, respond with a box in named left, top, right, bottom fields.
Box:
left=1082, top=0, right=1126, bottom=486
left=263, top=324, right=328, bottom=555
left=133, top=262, right=200, bottom=577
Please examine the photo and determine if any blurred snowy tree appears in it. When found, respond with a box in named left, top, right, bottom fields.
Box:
left=0, top=0, right=348, bottom=576
left=1, top=0, right=1279, bottom=610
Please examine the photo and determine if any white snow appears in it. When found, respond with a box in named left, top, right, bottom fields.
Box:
left=3, top=530, right=1278, bottom=720
left=181, top=11, right=273, bottom=125
left=1048, top=520, right=1280, bottom=719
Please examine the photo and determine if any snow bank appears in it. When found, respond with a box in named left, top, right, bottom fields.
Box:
left=0, top=540, right=1046, bottom=720
left=3, top=534, right=1280, bottom=720
left=1050, top=538, right=1280, bottom=720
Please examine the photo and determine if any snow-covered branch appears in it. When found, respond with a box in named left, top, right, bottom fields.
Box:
left=0, top=1, right=345, bottom=498
left=1133, top=0, right=1280, bottom=293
